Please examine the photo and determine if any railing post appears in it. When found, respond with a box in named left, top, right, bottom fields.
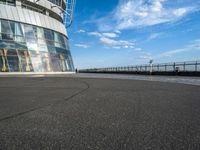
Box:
left=150, top=64, right=153, bottom=75
left=173, top=62, right=176, bottom=72
left=183, top=62, right=185, bottom=72
left=195, top=61, right=198, bottom=72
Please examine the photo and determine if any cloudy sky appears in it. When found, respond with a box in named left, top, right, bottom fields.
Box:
left=67, top=0, right=200, bottom=69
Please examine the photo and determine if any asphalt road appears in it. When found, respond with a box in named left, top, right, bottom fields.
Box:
left=0, top=75, right=200, bottom=150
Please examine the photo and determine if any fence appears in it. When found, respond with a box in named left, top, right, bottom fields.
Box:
left=79, top=60, right=200, bottom=76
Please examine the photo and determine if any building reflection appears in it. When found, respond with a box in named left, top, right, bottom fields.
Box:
left=0, top=19, right=74, bottom=72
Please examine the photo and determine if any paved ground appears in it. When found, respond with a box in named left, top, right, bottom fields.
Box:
left=0, top=74, right=200, bottom=150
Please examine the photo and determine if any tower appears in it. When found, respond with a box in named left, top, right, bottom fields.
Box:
left=0, top=0, right=75, bottom=72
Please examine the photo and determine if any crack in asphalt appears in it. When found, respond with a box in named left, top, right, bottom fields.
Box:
left=0, top=80, right=90, bottom=122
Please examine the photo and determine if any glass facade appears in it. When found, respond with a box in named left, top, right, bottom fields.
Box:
left=0, top=19, right=74, bottom=72
left=0, top=0, right=15, bottom=6
left=48, top=0, right=63, bottom=7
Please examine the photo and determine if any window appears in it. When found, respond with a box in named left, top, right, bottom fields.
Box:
left=48, top=0, right=61, bottom=7
left=6, top=49, right=18, bottom=72
left=0, top=20, right=1, bottom=40
left=24, top=24, right=37, bottom=50
left=44, top=29, right=54, bottom=46
left=1, top=20, right=13, bottom=40
left=0, top=19, right=73, bottom=72
left=0, top=0, right=15, bottom=6
left=14, top=22, right=25, bottom=43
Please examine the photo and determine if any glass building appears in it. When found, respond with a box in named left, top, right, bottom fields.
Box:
left=0, top=0, right=75, bottom=72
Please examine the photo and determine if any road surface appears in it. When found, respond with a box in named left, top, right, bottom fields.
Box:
left=0, top=74, right=200, bottom=149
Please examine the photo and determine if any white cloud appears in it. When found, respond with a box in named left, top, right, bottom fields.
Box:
left=100, top=37, right=118, bottom=45
left=148, top=33, right=162, bottom=40
left=99, top=37, right=136, bottom=50
left=112, top=46, right=121, bottom=49
left=134, top=48, right=142, bottom=51
left=102, top=33, right=118, bottom=38
left=139, top=55, right=152, bottom=60
left=114, top=30, right=121, bottom=34
left=138, top=51, right=152, bottom=60
left=88, top=32, right=102, bottom=37
left=119, top=40, right=135, bottom=46
left=88, top=32, right=119, bottom=38
left=157, top=39, right=200, bottom=57
left=88, top=30, right=136, bottom=50
left=96, top=0, right=197, bottom=31
left=173, top=8, right=189, bottom=17
left=76, top=29, right=86, bottom=33
left=75, top=44, right=89, bottom=48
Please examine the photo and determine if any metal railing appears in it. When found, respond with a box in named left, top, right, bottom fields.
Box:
left=80, top=60, right=200, bottom=74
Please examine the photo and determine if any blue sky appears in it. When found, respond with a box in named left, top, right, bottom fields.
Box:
left=67, top=0, right=200, bottom=69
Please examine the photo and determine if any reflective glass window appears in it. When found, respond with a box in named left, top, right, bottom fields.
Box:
left=0, top=49, right=9, bottom=72
left=64, top=36, right=70, bottom=50
left=7, top=49, right=19, bottom=72
left=47, top=45, right=56, bottom=53
left=40, top=52, right=52, bottom=72
left=0, top=0, right=15, bottom=6
left=47, top=0, right=61, bottom=7
left=13, top=22, right=25, bottom=43
left=7, top=0, right=15, bottom=5
left=1, top=20, right=13, bottom=40
left=0, top=19, right=74, bottom=72
left=24, top=24, right=35, bottom=39
left=0, top=20, right=1, bottom=40
left=29, top=51, right=42, bottom=72
left=50, top=53, right=62, bottom=72
left=36, top=27, right=45, bottom=42
left=38, top=44, right=48, bottom=52
left=17, top=49, right=33, bottom=72
left=47, top=30, right=54, bottom=40
left=44, top=29, right=54, bottom=46
left=24, top=24, right=37, bottom=50
left=54, top=32, right=62, bottom=48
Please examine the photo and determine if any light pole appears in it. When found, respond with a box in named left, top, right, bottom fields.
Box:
left=149, top=59, right=153, bottom=75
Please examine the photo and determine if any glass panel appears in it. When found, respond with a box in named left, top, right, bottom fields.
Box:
left=0, top=0, right=15, bottom=5
left=0, top=20, right=1, bottom=40
left=64, top=37, right=69, bottom=50
left=0, top=49, right=9, bottom=72
left=34, top=27, right=48, bottom=52
left=1, top=20, right=13, bottom=40
left=36, top=27, right=45, bottom=42
left=47, top=0, right=61, bottom=6
left=47, top=45, right=56, bottom=53
left=6, top=49, right=19, bottom=72
left=29, top=51, right=42, bottom=72
left=50, top=53, right=62, bottom=72
left=17, top=49, right=33, bottom=72
left=14, top=22, right=25, bottom=43
left=40, top=52, right=52, bottom=72
left=44, top=29, right=54, bottom=46
left=54, top=32, right=62, bottom=48
left=24, top=24, right=35, bottom=39
left=24, top=24, right=37, bottom=51
left=0, top=19, right=74, bottom=72
left=60, top=53, right=68, bottom=71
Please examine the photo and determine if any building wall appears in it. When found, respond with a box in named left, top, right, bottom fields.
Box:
left=0, top=0, right=75, bottom=72
left=0, top=4, right=67, bottom=36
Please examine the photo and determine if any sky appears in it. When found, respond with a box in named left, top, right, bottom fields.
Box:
left=67, top=0, right=200, bottom=69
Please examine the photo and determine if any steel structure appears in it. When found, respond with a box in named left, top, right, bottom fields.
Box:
left=0, top=0, right=75, bottom=72
left=65, top=0, right=76, bottom=27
